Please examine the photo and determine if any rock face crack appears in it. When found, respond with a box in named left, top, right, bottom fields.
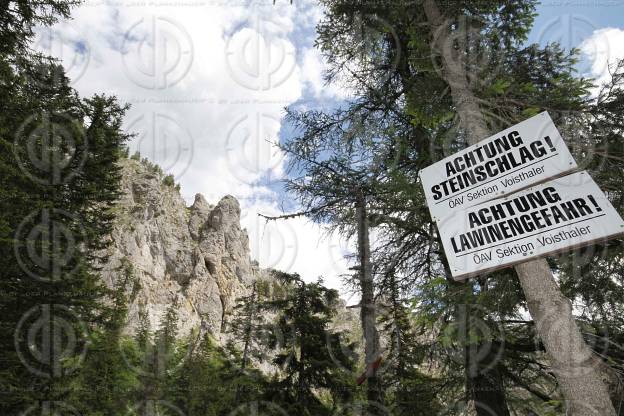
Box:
left=98, top=159, right=261, bottom=338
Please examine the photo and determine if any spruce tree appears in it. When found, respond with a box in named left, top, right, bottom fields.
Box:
left=378, top=273, right=442, bottom=415
left=258, top=271, right=356, bottom=416
left=68, top=258, right=141, bottom=416
left=281, top=0, right=624, bottom=414
left=0, top=2, right=131, bottom=411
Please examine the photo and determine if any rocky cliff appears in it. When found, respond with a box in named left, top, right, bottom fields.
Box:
left=99, top=158, right=266, bottom=338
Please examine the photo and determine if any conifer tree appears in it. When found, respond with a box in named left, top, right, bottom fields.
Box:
left=68, top=258, right=141, bottom=415
left=378, top=272, right=442, bottom=415
left=258, top=271, right=356, bottom=416
left=281, top=0, right=624, bottom=414
left=420, top=0, right=614, bottom=413
left=0, top=29, right=131, bottom=416
left=228, top=281, right=262, bottom=371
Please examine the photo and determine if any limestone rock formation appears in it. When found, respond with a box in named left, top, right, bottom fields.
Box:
left=99, top=158, right=264, bottom=338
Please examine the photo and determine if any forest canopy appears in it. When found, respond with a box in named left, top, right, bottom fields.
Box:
left=1, top=1, right=624, bottom=416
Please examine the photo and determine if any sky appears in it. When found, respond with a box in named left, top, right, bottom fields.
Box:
left=34, top=0, right=624, bottom=299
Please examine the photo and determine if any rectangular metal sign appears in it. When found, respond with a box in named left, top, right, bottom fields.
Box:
left=437, top=171, right=624, bottom=280
left=419, top=112, right=577, bottom=221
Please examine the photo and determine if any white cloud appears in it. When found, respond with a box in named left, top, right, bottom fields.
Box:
left=580, top=27, right=624, bottom=89
left=34, top=0, right=354, bottom=294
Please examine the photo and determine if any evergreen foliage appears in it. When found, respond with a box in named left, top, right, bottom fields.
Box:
left=280, top=0, right=624, bottom=414
left=163, top=174, right=175, bottom=187
left=0, top=1, right=131, bottom=413
left=2, top=0, right=624, bottom=415
left=256, top=271, right=357, bottom=415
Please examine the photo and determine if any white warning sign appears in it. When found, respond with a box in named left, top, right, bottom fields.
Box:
left=438, top=171, right=624, bottom=280
left=419, top=112, right=577, bottom=221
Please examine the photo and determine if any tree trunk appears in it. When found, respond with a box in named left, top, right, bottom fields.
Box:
left=469, top=345, right=510, bottom=416
left=236, top=282, right=256, bottom=402
left=422, top=1, right=616, bottom=414
left=241, top=282, right=256, bottom=371
left=356, top=191, right=383, bottom=413
left=459, top=303, right=510, bottom=416
left=390, top=25, right=509, bottom=412
left=515, top=260, right=618, bottom=416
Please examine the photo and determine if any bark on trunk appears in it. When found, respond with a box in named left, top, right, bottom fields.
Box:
left=515, top=259, right=618, bottom=415
left=356, top=191, right=383, bottom=413
left=241, top=282, right=256, bottom=371
left=393, top=28, right=510, bottom=411
left=236, top=282, right=256, bottom=402
left=470, top=355, right=509, bottom=416
left=422, top=1, right=616, bottom=414
left=463, top=307, right=510, bottom=416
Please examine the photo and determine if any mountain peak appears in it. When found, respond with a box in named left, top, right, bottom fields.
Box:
left=100, top=157, right=260, bottom=338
